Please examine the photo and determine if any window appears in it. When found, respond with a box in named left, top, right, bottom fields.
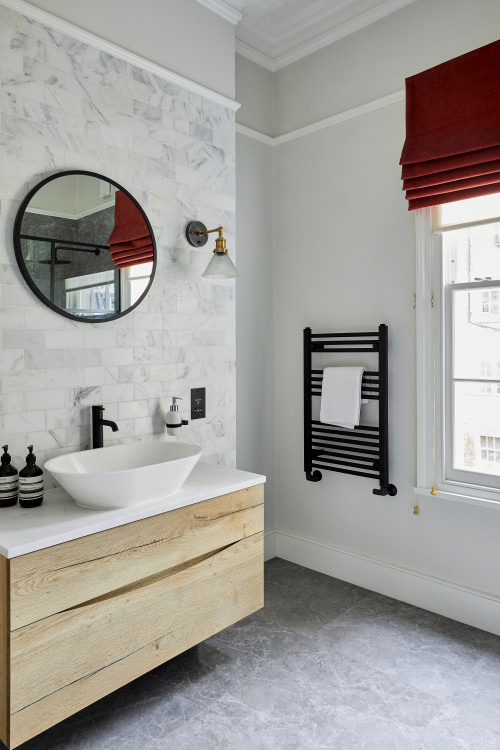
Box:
left=416, top=193, right=500, bottom=502
left=120, top=262, right=153, bottom=309
left=65, top=270, right=116, bottom=317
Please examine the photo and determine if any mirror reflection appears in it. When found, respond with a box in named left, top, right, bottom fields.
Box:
left=15, top=172, right=156, bottom=322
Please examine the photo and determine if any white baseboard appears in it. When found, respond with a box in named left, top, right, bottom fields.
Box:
left=264, top=530, right=276, bottom=562
left=272, top=530, right=500, bottom=637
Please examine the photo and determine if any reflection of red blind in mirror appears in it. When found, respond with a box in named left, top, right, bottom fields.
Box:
left=107, top=191, right=154, bottom=268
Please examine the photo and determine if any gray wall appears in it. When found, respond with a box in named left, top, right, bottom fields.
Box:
left=235, top=133, right=275, bottom=534
left=271, top=0, right=500, bottom=601
left=235, top=0, right=500, bottom=612
left=24, top=0, right=236, bottom=97
left=235, top=54, right=274, bottom=136
left=235, top=52, right=275, bottom=542
left=273, top=0, right=500, bottom=135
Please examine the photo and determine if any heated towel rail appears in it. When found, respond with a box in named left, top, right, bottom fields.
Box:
left=303, top=324, right=397, bottom=496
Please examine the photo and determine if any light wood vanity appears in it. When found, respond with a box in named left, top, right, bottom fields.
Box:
left=0, top=467, right=264, bottom=749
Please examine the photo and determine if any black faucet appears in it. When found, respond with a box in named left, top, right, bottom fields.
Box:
left=91, top=405, right=118, bottom=449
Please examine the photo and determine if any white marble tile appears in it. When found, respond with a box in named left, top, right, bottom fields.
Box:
left=22, top=17, right=63, bottom=47
left=23, top=55, right=65, bottom=89
left=62, top=35, right=100, bottom=62
left=26, top=388, right=67, bottom=411
left=0, top=6, right=22, bottom=30
left=45, top=367, right=83, bottom=388
left=118, top=399, right=150, bottom=419
left=134, top=380, right=164, bottom=400
left=0, top=24, right=45, bottom=59
left=101, top=382, right=135, bottom=403
left=25, top=349, right=65, bottom=369
left=101, top=347, right=134, bottom=366
left=117, top=364, right=150, bottom=383
left=0, top=9, right=235, bottom=463
left=3, top=328, right=44, bottom=349
left=65, top=348, right=102, bottom=368
left=82, top=328, right=118, bottom=348
left=24, top=306, right=67, bottom=328
left=73, top=384, right=103, bottom=406
left=1, top=45, right=22, bottom=74
left=98, top=51, right=130, bottom=76
left=45, top=329, right=84, bottom=349
left=84, top=367, right=119, bottom=386
left=1, top=110, right=44, bottom=141
left=1, top=68, right=45, bottom=102
left=0, top=349, right=23, bottom=371
left=4, top=410, right=45, bottom=434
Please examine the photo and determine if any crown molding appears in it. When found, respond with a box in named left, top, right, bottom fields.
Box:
left=236, top=0, right=418, bottom=71
left=194, top=0, right=242, bottom=25
left=235, top=40, right=276, bottom=71
left=236, top=89, right=404, bottom=146
left=3, top=0, right=241, bottom=111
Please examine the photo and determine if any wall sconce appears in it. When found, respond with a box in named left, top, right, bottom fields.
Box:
left=185, top=221, right=239, bottom=279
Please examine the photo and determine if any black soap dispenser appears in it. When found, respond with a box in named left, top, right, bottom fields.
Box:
left=19, top=446, right=44, bottom=508
left=0, top=445, right=19, bottom=507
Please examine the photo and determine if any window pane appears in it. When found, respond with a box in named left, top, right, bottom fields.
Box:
left=452, top=382, right=500, bottom=476
left=127, top=262, right=153, bottom=278
left=438, top=194, right=500, bottom=227
left=443, top=223, right=500, bottom=284
left=453, top=289, right=500, bottom=379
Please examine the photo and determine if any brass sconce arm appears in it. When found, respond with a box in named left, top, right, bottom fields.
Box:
left=185, top=220, right=238, bottom=278
left=186, top=222, right=226, bottom=253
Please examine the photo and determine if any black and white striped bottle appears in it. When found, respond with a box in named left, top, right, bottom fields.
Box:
left=0, top=445, right=18, bottom=507
left=19, top=445, right=44, bottom=508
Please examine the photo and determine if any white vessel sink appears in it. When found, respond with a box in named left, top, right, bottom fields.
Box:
left=44, top=441, right=203, bottom=510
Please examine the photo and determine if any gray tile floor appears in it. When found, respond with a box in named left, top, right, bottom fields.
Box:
left=9, top=558, right=500, bottom=750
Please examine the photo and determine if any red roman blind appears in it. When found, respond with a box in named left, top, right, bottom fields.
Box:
left=107, top=191, right=154, bottom=269
left=400, top=39, right=500, bottom=210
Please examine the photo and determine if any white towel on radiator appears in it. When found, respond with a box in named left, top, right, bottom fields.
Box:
left=320, top=366, right=367, bottom=429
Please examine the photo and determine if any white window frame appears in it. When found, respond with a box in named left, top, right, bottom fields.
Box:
left=415, top=207, right=500, bottom=508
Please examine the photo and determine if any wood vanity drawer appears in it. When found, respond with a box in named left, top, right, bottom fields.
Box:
left=10, top=484, right=264, bottom=629
left=9, top=531, right=263, bottom=748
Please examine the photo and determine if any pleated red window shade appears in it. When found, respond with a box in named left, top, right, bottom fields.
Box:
left=107, top=190, right=154, bottom=269
left=400, top=39, right=500, bottom=210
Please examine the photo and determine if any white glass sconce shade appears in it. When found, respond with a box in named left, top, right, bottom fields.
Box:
left=202, top=251, right=239, bottom=279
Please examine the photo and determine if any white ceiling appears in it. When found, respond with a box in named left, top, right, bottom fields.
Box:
left=196, top=0, right=419, bottom=70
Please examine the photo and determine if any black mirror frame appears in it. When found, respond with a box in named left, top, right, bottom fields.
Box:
left=13, top=169, right=157, bottom=324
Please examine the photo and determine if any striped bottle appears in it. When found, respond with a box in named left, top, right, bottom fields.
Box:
left=0, top=445, right=18, bottom=507
left=19, top=445, right=44, bottom=508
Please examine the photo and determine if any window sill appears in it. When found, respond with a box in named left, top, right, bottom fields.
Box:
left=414, top=487, right=500, bottom=509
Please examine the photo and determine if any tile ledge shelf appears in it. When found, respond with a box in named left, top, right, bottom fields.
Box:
left=0, top=462, right=265, bottom=558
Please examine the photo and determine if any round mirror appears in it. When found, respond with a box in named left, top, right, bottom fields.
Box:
left=13, top=170, right=156, bottom=323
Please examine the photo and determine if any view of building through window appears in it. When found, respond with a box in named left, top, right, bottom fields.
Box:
left=439, top=203, right=500, bottom=480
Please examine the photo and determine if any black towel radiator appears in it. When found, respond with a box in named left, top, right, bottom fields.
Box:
left=304, top=324, right=397, bottom=496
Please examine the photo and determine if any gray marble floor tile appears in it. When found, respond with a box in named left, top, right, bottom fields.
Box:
left=255, top=558, right=372, bottom=636
left=416, top=643, right=500, bottom=749
left=316, top=590, right=498, bottom=701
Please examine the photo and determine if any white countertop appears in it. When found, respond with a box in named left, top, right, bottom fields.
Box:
left=0, top=462, right=265, bottom=559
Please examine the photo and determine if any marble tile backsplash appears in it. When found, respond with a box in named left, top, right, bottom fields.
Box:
left=0, top=4, right=236, bottom=486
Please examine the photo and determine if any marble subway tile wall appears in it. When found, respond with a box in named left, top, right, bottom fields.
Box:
left=0, top=3, right=236, bottom=485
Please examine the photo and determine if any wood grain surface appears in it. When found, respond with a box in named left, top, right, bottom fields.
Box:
left=10, top=532, right=263, bottom=748
left=10, top=485, right=263, bottom=629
